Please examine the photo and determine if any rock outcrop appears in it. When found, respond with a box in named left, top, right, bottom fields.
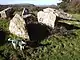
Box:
left=37, top=8, right=72, bottom=29
left=9, top=14, right=30, bottom=40
left=43, top=8, right=72, bottom=19
left=0, top=7, right=14, bottom=19
left=37, top=9, right=56, bottom=29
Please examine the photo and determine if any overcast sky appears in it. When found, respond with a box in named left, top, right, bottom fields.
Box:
left=0, top=0, right=62, bottom=5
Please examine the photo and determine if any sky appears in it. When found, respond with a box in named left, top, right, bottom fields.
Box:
left=0, top=0, right=62, bottom=5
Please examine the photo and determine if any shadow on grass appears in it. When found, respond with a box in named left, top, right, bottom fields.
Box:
left=56, top=22, right=80, bottom=30
left=0, top=28, right=7, bottom=46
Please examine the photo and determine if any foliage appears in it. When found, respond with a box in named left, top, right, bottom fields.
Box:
left=58, top=0, right=80, bottom=13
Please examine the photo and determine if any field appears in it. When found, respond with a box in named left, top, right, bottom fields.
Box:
left=0, top=14, right=80, bottom=60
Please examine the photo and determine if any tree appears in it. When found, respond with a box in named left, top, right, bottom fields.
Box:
left=68, top=0, right=80, bottom=13
left=58, top=0, right=80, bottom=13
left=57, top=0, right=70, bottom=12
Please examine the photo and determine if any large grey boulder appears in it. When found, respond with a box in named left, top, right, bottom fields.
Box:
left=37, top=9, right=56, bottom=29
left=0, top=7, right=14, bottom=19
left=37, top=8, right=73, bottom=29
left=9, top=14, right=30, bottom=40
left=43, top=8, right=72, bottom=19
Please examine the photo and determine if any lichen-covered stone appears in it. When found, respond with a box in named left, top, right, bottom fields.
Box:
left=0, top=7, right=14, bottom=19
left=37, top=8, right=73, bottom=29
left=43, top=8, right=72, bottom=19
left=22, top=8, right=31, bottom=18
left=37, top=10, right=56, bottom=29
left=9, top=13, right=29, bottom=40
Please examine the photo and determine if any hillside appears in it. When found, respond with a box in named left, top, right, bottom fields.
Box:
left=0, top=4, right=58, bottom=12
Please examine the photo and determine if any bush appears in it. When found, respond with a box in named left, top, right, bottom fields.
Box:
left=58, top=0, right=80, bottom=13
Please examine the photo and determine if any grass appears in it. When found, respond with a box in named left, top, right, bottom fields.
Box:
left=0, top=14, right=80, bottom=60
left=72, top=14, right=80, bottom=20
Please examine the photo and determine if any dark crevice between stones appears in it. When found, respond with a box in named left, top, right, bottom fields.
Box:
left=0, top=14, right=1, bottom=17
left=27, top=22, right=51, bottom=42
left=5, top=8, right=15, bottom=19
left=24, top=22, right=52, bottom=47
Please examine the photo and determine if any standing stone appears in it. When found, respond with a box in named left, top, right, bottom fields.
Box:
left=22, top=8, right=29, bottom=16
left=0, top=7, right=14, bottom=19
left=22, top=8, right=31, bottom=18
left=37, top=8, right=73, bottom=29
left=43, top=8, right=72, bottom=19
left=9, top=14, right=30, bottom=40
left=37, top=10, right=56, bottom=29
left=0, top=10, right=7, bottom=19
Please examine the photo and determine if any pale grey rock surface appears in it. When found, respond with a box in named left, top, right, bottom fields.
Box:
left=9, top=13, right=30, bottom=39
left=37, top=8, right=72, bottom=29
left=0, top=7, right=14, bottom=19
left=37, top=9, right=56, bottom=29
